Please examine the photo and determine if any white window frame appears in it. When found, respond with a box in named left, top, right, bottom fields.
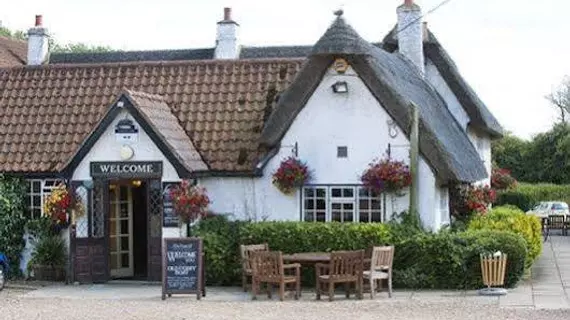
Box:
left=26, top=179, right=64, bottom=219
left=302, top=185, right=384, bottom=223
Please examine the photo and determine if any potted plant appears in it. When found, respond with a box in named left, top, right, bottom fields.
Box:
left=360, top=158, right=412, bottom=195
left=272, top=156, right=312, bottom=195
left=169, top=180, right=211, bottom=225
left=27, top=233, right=67, bottom=281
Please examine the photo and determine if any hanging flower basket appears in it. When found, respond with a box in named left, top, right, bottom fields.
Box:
left=43, top=183, right=84, bottom=230
left=272, top=156, right=311, bottom=195
left=361, top=158, right=411, bottom=195
left=463, top=184, right=496, bottom=214
left=169, top=180, right=210, bottom=224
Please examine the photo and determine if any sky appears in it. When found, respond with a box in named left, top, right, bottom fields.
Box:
left=1, top=0, right=569, bottom=140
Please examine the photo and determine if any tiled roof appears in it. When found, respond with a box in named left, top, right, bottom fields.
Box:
left=0, top=59, right=304, bottom=173
left=0, top=36, right=26, bottom=67
left=124, top=90, right=209, bottom=172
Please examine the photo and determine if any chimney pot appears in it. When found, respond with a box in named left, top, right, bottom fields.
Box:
left=404, top=0, right=414, bottom=6
left=224, top=7, right=232, bottom=21
left=35, top=15, right=42, bottom=27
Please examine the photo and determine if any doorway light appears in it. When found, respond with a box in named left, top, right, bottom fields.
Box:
left=132, top=180, right=142, bottom=187
left=331, top=81, right=349, bottom=94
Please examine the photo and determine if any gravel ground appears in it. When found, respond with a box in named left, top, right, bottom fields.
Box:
left=1, top=289, right=570, bottom=320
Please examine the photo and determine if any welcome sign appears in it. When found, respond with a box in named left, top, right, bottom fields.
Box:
left=90, top=161, right=163, bottom=178
left=162, top=237, right=204, bottom=300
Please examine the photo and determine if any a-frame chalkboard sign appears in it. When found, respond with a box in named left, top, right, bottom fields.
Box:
left=162, top=237, right=204, bottom=300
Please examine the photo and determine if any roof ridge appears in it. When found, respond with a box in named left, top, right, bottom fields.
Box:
left=123, top=89, right=167, bottom=103
left=10, top=56, right=306, bottom=71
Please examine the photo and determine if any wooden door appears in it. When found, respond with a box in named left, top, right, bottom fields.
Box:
left=70, top=180, right=110, bottom=283
left=109, top=184, right=134, bottom=278
left=147, top=179, right=163, bottom=281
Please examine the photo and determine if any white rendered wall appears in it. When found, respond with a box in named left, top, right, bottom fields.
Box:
left=202, top=65, right=442, bottom=230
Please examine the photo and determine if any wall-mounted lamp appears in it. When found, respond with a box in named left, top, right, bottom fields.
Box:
left=331, top=81, right=349, bottom=94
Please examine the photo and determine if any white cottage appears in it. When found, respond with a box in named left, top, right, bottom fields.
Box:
left=0, top=1, right=502, bottom=283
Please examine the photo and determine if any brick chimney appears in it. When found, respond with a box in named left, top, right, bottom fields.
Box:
left=27, top=15, right=49, bottom=66
left=397, top=0, right=424, bottom=75
left=214, top=7, right=240, bottom=59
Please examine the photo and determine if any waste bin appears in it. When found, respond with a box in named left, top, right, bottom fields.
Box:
left=478, top=251, right=508, bottom=296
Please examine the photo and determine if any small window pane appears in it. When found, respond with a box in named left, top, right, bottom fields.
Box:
left=316, top=211, right=326, bottom=222
left=304, top=211, right=315, bottom=222
left=305, top=199, right=315, bottom=210
left=120, top=186, right=128, bottom=201
left=120, top=220, right=129, bottom=234
left=316, top=188, right=326, bottom=197
left=332, top=188, right=342, bottom=197
left=121, top=253, right=129, bottom=268
left=304, top=188, right=314, bottom=197
left=371, top=199, right=381, bottom=210
left=332, top=203, right=341, bottom=210
left=120, top=236, right=129, bottom=251
left=32, top=196, right=41, bottom=207
left=337, top=146, right=348, bottom=158
left=371, top=211, right=382, bottom=222
left=316, top=199, right=326, bottom=209
left=332, top=210, right=341, bottom=222
left=110, top=253, right=118, bottom=269
left=359, top=200, right=369, bottom=210
left=343, top=188, right=354, bottom=198
left=32, top=181, right=41, bottom=193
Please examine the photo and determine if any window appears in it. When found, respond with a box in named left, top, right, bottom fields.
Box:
left=25, top=179, right=64, bottom=219
left=302, top=186, right=383, bottom=223
left=337, top=146, right=348, bottom=158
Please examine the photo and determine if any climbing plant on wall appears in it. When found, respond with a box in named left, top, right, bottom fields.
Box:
left=0, top=175, right=28, bottom=277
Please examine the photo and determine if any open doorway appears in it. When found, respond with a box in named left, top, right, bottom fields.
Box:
left=108, top=180, right=148, bottom=280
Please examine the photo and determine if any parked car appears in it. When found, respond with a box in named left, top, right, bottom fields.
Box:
left=526, top=201, right=570, bottom=218
left=0, top=252, right=8, bottom=291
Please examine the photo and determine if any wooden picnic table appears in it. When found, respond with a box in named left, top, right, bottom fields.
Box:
left=282, top=252, right=371, bottom=265
left=282, top=252, right=332, bottom=263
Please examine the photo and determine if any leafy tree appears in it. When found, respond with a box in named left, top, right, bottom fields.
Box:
left=493, top=124, right=570, bottom=184
left=1, top=26, right=113, bottom=53
left=491, top=132, right=529, bottom=180
left=546, top=76, right=570, bottom=123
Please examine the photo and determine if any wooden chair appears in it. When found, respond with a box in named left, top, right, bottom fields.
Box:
left=240, top=243, right=269, bottom=292
left=548, top=215, right=566, bottom=236
left=315, top=250, right=365, bottom=301
left=363, top=246, right=394, bottom=298
left=250, top=251, right=301, bottom=301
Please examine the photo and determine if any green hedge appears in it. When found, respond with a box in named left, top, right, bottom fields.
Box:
left=394, top=230, right=527, bottom=289
left=496, top=183, right=570, bottom=211
left=192, top=215, right=246, bottom=286
left=468, top=205, right=542, bottom=269
left=194, top=216, right=527, bottom=289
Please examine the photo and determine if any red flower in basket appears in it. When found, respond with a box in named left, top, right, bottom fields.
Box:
left=361, top=158, right=411, bottom=194
left=272, top=157, right=311, bottom=195
left=169, top=180, right=210, bottom=223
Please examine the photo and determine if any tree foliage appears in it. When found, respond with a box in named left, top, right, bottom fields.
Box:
left=493, top=123, right=570, bottom=184
left=0, top=26, right=113, bottom=53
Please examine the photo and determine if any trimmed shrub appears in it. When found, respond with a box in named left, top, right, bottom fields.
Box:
left=240, top=222, right=392, bottom=253
left=393, top=230, right=527, bottom=289
left=194, top=217, right=527, bottom=289
left=468, top=205, right=542, bottom=268
left=495, top=183, right=570, bottom=211
left=191, top=215, right=246, bottom=286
